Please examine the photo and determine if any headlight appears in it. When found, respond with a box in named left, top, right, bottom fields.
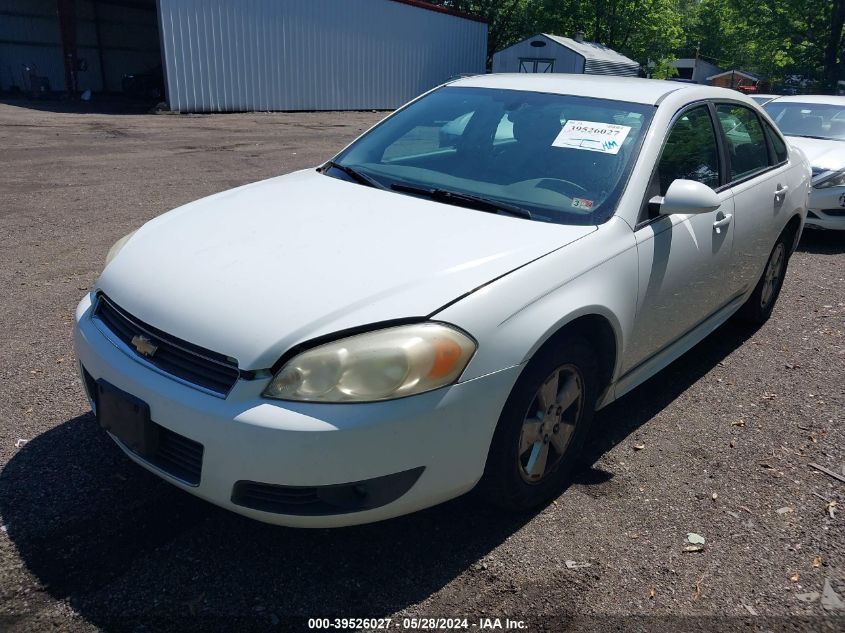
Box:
left=813, top=170, right=845, bottom=189
left=104, top=230, right=137, bottom=269
left=263, top=323, right=477, bottom=402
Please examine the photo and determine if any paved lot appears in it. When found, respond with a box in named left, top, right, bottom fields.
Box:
left=0, top=101, right=843, bottom=632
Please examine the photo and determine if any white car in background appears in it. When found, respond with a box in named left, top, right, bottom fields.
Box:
left=765, top=95, right=845, bottom=229
left=751, top=94, right=780, bottom=106
left=74, top=75, right=809, bottom=527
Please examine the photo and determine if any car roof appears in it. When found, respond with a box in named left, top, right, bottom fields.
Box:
left=448, top=73, right=750, bottom=106
left=767, top=94, right=845, bottom=105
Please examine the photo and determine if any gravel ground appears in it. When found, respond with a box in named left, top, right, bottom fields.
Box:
left=0, top=100, right=843, bottom=633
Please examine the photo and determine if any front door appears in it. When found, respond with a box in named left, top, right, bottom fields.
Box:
left=624, top=104, right=736, bottom=372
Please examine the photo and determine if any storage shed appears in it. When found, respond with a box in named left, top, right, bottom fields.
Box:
left=0, top=0, right=487, bottom=111
left=492, top=33, right=639, bottom=77
left=707, top=69, right=762, bottom=91
left=671, top=57, right=722, bottom=84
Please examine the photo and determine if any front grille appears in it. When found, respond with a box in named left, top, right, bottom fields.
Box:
left=82, top=362, right=205, bottom=486
left=147, top=424, right=204, bottom=485
left=821, top=209, right=845, bottom=217
left=93, top=294, right=240, bottom=397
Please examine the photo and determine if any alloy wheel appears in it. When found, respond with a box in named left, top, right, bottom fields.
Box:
left=760, top=242, right=786, bottom=309
left=518, top=364, right=584, bottom=483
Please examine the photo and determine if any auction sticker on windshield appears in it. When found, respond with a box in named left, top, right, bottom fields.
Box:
left=552, top=120, right=632, bottom=154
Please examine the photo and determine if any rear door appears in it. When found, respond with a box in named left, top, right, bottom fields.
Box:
left=624, top=103, right=736, bottom=373
left=714, top=103, right=804, bottom=291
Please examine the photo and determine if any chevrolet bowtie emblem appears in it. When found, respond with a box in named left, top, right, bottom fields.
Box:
left=131, top=334, right=158, bottom=357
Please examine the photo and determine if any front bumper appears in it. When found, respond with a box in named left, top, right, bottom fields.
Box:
left=73, top=293, right=520, bottom=527
left=807, top=186, right=845, bottom=230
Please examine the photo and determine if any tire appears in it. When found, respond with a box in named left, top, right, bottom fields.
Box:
left=737, top=231, right=791, bottom=325
left=479, top=334, right=599, bottom=511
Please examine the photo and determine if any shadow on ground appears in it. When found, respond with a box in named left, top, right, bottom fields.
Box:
left=797, top=227, right=845, bottom=254
left=0, top=420, right=539, bottom=631
left=0, top=97, right=161, bottom=116
left=580, top=319, right=756, bottom=484
left=0, top=319, right=756, bottom=631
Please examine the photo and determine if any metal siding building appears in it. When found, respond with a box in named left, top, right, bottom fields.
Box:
left=1, top=0, right=485, bottom=111
left=81, top=1, right=161, bottom=92
left=0, top=0, right=65, bottom=93
left=492, top=33, right=639, bottom=77
left=1, top=0, right=162, bottom=94
left=157, top=0, right=488, bottom=112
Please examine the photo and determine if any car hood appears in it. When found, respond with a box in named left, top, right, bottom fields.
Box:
left=785, top=136, right=845, bottom=172
left=98, top=169, right=595, bottom=370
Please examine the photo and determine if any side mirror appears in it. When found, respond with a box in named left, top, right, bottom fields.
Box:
left=650, top=179, right=720, bottom=216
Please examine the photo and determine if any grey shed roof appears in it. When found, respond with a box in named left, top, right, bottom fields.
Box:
left=543, top=34, right=640, bottom=76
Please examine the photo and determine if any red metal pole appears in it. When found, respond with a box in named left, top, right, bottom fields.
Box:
left=56, top=0, right=78, bottom=98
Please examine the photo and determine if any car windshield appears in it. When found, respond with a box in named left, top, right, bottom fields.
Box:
left=764, top=101, right=845, bottom=141
left=327, top=86, right=655, bottom=225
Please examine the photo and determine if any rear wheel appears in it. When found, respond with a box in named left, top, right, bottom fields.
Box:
left=479, top=334, right=599, bottom=510
left=738, top=233, right=791, bottom=325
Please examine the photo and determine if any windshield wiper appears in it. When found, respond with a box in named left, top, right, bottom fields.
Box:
left=391, top=183, right=533, bottom=220
left=321, top=160, right=387, bottom=190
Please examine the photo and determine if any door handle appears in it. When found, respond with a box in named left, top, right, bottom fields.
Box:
left=774, top=184, right=789, bottom=203
left=712, top=213, right=733, bottom=233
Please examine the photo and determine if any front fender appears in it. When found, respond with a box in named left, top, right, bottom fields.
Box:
left=438, top=217, right=638, bottom=400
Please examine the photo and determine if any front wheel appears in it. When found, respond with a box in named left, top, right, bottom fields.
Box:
left=737, top=233, right=791, bottom=325
left=479, top=334, right=599, bottom=511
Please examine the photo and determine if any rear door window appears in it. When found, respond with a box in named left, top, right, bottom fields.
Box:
left=716, top=104, right=771, bottom=181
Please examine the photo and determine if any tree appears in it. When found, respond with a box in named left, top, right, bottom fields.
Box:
left=432, top=0, right=844, bottom=91
left=683, top=0, right=840, bottom=90
left=432, top=0, right=541, bottom=65
left=520, top=0, right=684, bottom=69
left=433, top=0, right=683, bottom=73
left=824, top=0, right=845, bottom=89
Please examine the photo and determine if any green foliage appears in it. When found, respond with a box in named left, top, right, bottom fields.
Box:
left=683, top=0, right=833, bottom=86
left=651, top=60, right=679, bottom=81
left=431, top=0, right=845, bottom=91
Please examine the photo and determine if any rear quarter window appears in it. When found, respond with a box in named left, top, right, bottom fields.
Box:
left=765, top=122, right=788, bottom=164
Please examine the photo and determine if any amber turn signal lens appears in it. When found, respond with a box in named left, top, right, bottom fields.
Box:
left=428, top=337, right=463, bottom=378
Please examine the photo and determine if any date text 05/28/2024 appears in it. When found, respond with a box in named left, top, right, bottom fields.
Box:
left=307, top=617, right=528, bottom=630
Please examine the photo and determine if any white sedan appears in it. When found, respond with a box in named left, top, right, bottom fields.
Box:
left=765, top=95, right=845, bottom=230
left=74, top=75, right=809, bottom=527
